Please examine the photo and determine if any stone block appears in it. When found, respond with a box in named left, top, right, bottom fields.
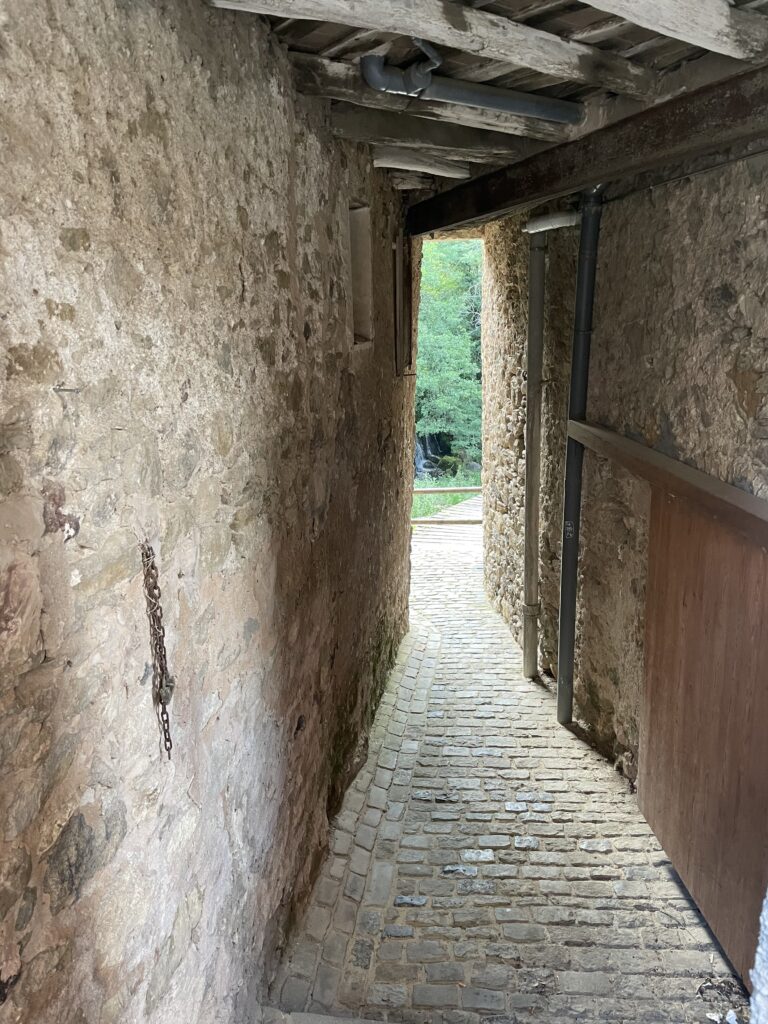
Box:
left=478, top=835, right=512, bottom=848
left=557, top=971, right=613, bottom=995
left=313, top=964, right=341, bottom=1008
left=425, top=962, right=465, bottom=983
left=315, top=878, right=340, bottom=907
left=413, top=984, right=459, bottom=1008
left=501, top=923, right=547, bottom=943
left=281, top=976, right=311, bottom=1012
left=443, top=865, right=478, bottom=877
left=369, top=983, right=408, bottom=1007
left=406, top=940, right=449, bottom=963
left=461, top=849, right=494, bottom=863
left=461, top=987, right=506, bottom=1011
left=394, top=894, right=426, bottom=907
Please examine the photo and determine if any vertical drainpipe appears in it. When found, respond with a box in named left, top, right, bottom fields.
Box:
left=522, top=233, right=547, bottom=679
left=521, top=211, right=581, bottom=680
left=556, top=186, right=605, bottom=726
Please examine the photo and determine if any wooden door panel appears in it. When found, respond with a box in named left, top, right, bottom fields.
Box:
left=640, top=490, right=768, bottom=984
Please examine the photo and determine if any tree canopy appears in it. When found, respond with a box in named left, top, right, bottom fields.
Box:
left=416, top=239, right=483, bottom=460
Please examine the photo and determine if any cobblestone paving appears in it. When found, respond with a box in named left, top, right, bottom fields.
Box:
left=272, top=506, right=748, bottom=1023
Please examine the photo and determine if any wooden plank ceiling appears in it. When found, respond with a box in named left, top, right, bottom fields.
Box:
left=210, top=0, right=768, bottom=196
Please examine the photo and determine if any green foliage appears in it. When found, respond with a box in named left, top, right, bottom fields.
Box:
left=416, top=239, right=483, bottom=459
left=412, top=468, right=481, bottom=519
left=437, top=455, right=462, bottom=476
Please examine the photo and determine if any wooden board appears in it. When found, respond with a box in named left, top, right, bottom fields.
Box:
left=640, top=490, right=768, bottom=984
left=585, top=0, right=768, bottom=59
left=210, top=0, right=657, bottom=97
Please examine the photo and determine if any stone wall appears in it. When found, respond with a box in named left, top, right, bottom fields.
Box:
left=482, top=155, right=768, bottom=777
left=482, top=216, right=576, bottom=673
left=482, top=218, right=527, bottom=635
left=0, top=3, right=413, bottom=1021
left=580, top=154, right=768, bottom=772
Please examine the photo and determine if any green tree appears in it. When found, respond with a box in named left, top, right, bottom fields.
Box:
left=416, top=239, right=483, bottom=460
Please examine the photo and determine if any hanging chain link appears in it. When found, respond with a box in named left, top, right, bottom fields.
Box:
left=140, top=541, right=175, bottom=759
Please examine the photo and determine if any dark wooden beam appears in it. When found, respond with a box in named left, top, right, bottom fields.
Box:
left=406, top=65, right=768, bottom=234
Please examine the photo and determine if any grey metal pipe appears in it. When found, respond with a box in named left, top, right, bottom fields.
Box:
left=523, top=232, right=547, bottom=679
left=360, top=54, right=583, bottom=126
left=556, top=185, right=605, bottom=725
left=521, top=208, right=582, bottom=680
left=424, top=76, right=583, bottom=125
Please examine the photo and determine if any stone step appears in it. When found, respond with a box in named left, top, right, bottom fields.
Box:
left=264, top=1010, right=383, bottom=1024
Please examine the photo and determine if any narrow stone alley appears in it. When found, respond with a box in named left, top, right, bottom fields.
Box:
left=271, top=500, right=747, bottom=1024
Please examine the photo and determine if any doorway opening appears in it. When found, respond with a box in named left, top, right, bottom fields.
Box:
left=412, top=237, right=484, bottom=530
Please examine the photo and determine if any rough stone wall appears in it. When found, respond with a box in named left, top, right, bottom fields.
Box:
left=0, top=3, right=412, bottom=1022
left=482, top=156, right=768, bottom=776
left=575, top=460, right=649, bottom=770
left=482, top=216, right=576, bottom=667
left=579, top=154, right=768, bottom=770
left=482, top=217, right=527, bottom=636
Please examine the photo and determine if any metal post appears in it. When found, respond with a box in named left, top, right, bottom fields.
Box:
left=556, top=186, right=604, bottom=725
left=522, top=233, right=547, bottom=678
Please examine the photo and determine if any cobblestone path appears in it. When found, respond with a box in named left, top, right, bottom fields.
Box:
left=271, top=504, right=747, bottom=1023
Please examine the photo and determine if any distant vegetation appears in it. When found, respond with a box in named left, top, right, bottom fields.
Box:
left=415, top=239, right=483, bottom=466
left=413, top=239, right=483, bottom=519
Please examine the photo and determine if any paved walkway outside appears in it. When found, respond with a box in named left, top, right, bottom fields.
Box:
left=271, top=498, right=748, bottom=1023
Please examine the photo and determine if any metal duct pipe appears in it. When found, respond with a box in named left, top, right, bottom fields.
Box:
left=519, top=207, right=581, bottom=680
left=556, top=185, right=605, bottom=725
left=522, top=231, right=547, bottom=680
left=361, top=54, right=583, bottom=126
left=424, top=76, right=583, bottom=125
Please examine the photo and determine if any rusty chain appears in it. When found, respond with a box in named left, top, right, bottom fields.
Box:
left=140, top=541, right=175, bottom=759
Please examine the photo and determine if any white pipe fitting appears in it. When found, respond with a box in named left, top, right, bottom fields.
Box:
left=523, top=211, right=581, bottom=234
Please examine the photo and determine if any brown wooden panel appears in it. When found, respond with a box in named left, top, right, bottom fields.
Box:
left=640, top=490, right=768, bottom=984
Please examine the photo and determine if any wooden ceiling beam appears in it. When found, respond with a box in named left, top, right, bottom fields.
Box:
left=290, top=54, right=571, bottom=142
left=319, top=28, right=380, bottom=58
left=209, top=0, right=658, bottom=97
left=584, top=1, right=768, bottom=60
left=406, top=64, right=768, bottom=234
left=472, top=0, right=572, bottom=16
left=386, top=171, right=437, bottom=191
left=373, top=147, right=470, bottom=179
left=565, top=16, right=628, bottom=46
left=329, top=102, right=544, bottom=162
